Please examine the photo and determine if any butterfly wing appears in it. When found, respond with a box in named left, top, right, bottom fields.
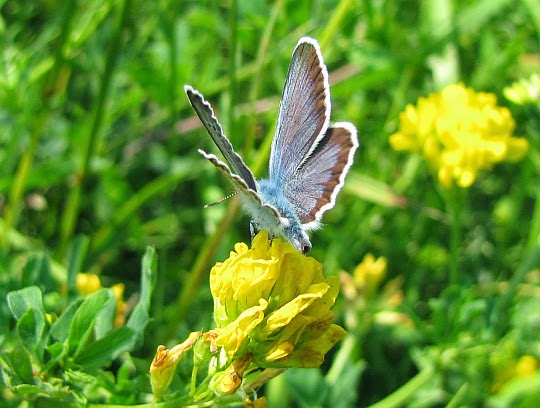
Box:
left=184, top=85, right=257, bottom=191
left=283, top=122, right=358, bottom=230
left=269, top=37, right=330, bottom=184
left=185, top=86, right=288, bottom=237
left=198, top=149, right=284, bottom=226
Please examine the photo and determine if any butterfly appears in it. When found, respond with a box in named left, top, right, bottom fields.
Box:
left=184, top=37, right=358, bottom=254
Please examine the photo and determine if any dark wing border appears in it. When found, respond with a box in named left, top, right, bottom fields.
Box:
left=283, top=122, right=358, bottom=229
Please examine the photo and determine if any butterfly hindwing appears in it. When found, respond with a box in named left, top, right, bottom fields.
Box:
left=283, top=122, right=358, bottom=229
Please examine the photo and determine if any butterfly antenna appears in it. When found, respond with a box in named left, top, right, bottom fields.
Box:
left=204, top=192, right=238, bottom=208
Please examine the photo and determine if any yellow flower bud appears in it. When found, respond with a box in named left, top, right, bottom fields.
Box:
left=76, top=273, right=102, bottom=296
left=150, top=331, right=201, bottom=400
left=210, top=354, right=252, bottom=396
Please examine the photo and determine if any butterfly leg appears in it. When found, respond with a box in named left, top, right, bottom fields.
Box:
left=250, top=221, right=275, bottom=246
left=250, top=221, right=257, bottom=243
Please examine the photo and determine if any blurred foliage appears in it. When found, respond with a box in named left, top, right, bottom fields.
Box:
left=1, top=0, right=539, bottom=406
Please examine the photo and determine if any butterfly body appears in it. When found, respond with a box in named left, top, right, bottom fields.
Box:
left=185, top=37, right=358, bottom=254
left=256, top=178, right=312, bottom=253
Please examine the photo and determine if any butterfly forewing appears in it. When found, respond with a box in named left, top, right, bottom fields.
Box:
left=269, top=37, right=330, bottom=184
left=184, top=85, right=257, bottom=191
left=198, top=149, right=284, bottom=227
left=283, top=122, right=358, bottom=228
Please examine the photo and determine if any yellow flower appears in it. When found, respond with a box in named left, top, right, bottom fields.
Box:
left=210, top=353, right=253, bottom=395
left=515, top=355, right=539, bottom=377
left=111, top=283, right=128, bottom=327
left=244, top=396, right=268, bottom=408
left=150, top=331, right=202, bottom=400
left=76, top=273, right=102, bottom=295
left=209, top=231, right=346, bottom=369
left=504, top=73, right=540, bottom=106
left=489, top=339, right=539, bottom=394
left=341, top=256, right=412, bottom=330
left=352, top=253, right=387, bottom=296
left=390, top=83, right=529, bottom=188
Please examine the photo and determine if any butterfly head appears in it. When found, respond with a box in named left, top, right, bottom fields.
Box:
left=285, top=224, right=312, bottom=255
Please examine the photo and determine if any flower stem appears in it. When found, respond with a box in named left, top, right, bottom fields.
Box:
left=58, top=0, right=131, bottom=258
left=319, top=0, right=355, bottom=50
left=165, top=198, right=240, bottom=340
left=366, top=365, right=434, bottom=408
left=526, top=189, right=540, bottom=251
left=0, top=0, right=77, bottom=251
left=244, top=0, right=284, bottom=161
left=492, top=241, right=540, bottom=333
left=445, top=187, right=464, bottom=286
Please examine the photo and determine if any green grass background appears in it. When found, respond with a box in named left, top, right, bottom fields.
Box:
left=1, top=0, right=540, bottom=406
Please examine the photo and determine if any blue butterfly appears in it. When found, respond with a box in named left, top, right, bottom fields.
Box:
left=185, top=37, right=358, bottom=254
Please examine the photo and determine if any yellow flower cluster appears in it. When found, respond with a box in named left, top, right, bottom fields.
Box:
left=340, top=254, right=411, bottom=329
left=209, top=231, right=345, bottom=370
left=390, top=84, right=529, bottom=188
left=149, top=232, right=346, bottom=403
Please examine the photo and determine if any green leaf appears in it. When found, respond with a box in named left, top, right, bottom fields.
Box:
left=126, top=302, right=149, bottom=348
left=125, top=246, right=156, bottom=347
left=94, top=289, right=118, bottom=339
left=67, top=289, right=111, bottom=357
left=328, top=361, right=364, bottom=408
left=17, top=306, right=49, bottom=365
left=3, top=347, right=34, bottom=384
left=11, top=384, right=46, bottom=395
left=42, top=342, right=66, bottom=373
left=50, top=298, right=84, bottom=343
left=11, top=382, right=83, bottom=406
left=74, top=326, right=137, bottom=369
left=21, top=253, right=50, bottom=287
left=488, top=373, right=540, bottom=408
left=140, top=245, right=157, bottom=310
left=66, top=236, right=89, bottom=297
left=285, top=368, right=328, bottom=407
left=7, top=286, right=45, bottom=320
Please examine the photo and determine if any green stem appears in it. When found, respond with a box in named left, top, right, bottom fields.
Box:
left=243, top=0, right=284, bottom=161
left=58, top=0, right=131, bottom=258
left=367, top=365, right=434, bottom=408
left=89, top=168, right=195, bottom=258
left=165, top=198, right=240, bottom=341
left=492, top=241, right=540, bottom=333
left=0, top=113, right=45, bottom=249
left=319, top=0, right=355, bottom=51
left=0, top=0, right=76, bottom=251
left=326, top=333, right=361, bottom=384
left=526, top=189, right=540, bottom=251
left=445, top=382, right=468, bottom=408
left=445, top=187, right=464, bottom=286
